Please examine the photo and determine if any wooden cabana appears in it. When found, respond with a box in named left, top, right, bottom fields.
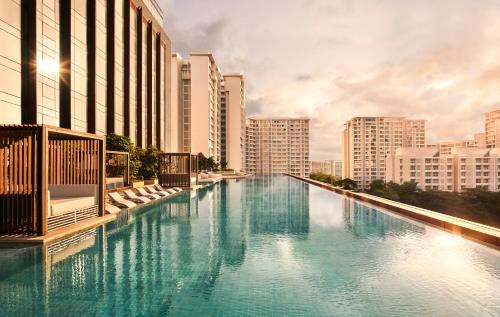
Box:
left=159, top=153, right=198, bottom=188
left=105, top=150, right=130, bottom=190
left=0, top=125, right=105, bottom=236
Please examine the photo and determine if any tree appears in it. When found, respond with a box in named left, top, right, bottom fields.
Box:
left=106, top=133, right=141, bottom=180
left=368, top=179, right=386, bottom=193
left=340, top=178, right=357, bottom=190
left=220, top=160, right=228, bottom=170
left=197, top=152, right=218, bottom=171
left=137, top=146, right=159, bottom=179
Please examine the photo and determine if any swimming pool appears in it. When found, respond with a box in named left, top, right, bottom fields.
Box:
left=0, top=175, right=499, bottom=316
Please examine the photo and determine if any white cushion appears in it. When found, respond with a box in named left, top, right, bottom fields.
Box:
left=50, top=196, right=96, bottom=216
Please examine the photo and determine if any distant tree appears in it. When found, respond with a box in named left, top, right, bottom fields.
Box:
left=368, top=179, right=386, bottom=193
left=220, top=160, right=228, bottom=170
left=197, top=152, right=218, bottom=171
left=340, top=178, right=357, bottom=190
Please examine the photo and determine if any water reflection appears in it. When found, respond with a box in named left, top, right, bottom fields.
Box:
left=342, top=198, right=425, bottom=238
left=244, top=175, right=310, bottom=236
left=0, top=176, right=497, bottom=316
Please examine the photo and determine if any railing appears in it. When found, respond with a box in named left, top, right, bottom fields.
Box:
left=159, top=153, right=198, bottom=188
left=0, top=125, right=105, bottom=236
left=105, top=151, right=130, bottom=189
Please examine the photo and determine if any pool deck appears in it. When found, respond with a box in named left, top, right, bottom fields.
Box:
left=0, top=190, right=185, bottom=246
left=289, top=175, right=500, bottom=249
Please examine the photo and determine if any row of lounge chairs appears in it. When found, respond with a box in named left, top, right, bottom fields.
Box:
left=106, top=184, right=183, bottom=212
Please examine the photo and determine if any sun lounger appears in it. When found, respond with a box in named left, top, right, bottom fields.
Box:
left=124, top=189, right=150, bottom=203
left=136, top=187, right=161, bottom=200
left=165, top=188, right=177, bottom=194
left=173, top=187, right=183, bottom=192
left=108, top=192, right=137, bottom=208
left=146, top=185, right=169, bottom=197
left=105, top=204, right=122, bottom=214
left=154, top=184, right=167, bottom=192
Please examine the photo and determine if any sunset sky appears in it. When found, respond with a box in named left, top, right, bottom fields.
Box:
left=160, top=0, right=500, bottom=160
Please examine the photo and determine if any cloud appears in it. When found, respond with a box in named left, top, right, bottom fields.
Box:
left=296, top=74, right=312, bottom=82
left=161, top=0, right=500, bottom=160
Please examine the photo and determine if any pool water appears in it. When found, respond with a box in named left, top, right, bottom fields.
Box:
left=0, top=175, right=499, bottom=316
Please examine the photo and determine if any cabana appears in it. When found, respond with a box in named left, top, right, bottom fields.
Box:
left=0, top=125, right=105, bottom=236
left=159, top=153, right=198, bottom=188
left=105, top=150, right=130, bottom=190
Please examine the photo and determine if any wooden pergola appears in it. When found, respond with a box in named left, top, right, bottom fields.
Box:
left=159, top=153, right=198, bottom=188
left=0, top=125, right=105, bottom=236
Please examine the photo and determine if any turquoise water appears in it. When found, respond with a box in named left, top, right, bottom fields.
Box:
left=0, top=175, right=499, bottom=316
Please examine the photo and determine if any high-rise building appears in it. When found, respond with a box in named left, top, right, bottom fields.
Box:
left=342, top=117, right=426, bottom=189
left=485, top=109, right=500, bottom=148
left=221, top=74, right=246, bottom=171
left=311, top=160, right=342, bottom=178
left=426, top=133, right=486, bottom=155
left=246, top=118, right=310, bottom=177
left=386, top=147, right=500, bottom=192
left=171, top=52, right=222, bottom=161
left=0, top=0, right=171, bottom=150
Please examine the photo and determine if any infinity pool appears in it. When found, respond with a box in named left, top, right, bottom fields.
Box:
left=0, top=176, right=499, bottom=316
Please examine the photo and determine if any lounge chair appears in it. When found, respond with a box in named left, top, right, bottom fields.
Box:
left=154, top=184, right=168, bottom=193
left=173, top=187, right=183, bottom=192
left=145, top=186, right=169, bottom=197
left=136, top=187, right=161, bottom=200
left=108, top=192, right=137, bottom=208
left=105, top=203, right=122, bottom=214
left=165, top=188, right=177, bottom=194
left=124, top=189, right=150, bottom=203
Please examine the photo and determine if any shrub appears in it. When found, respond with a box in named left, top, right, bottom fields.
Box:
left=137, top=146, right=160, bottom=180
left=106, top=134, right=141, bottom=181
left=197, top=152, right=218, bottom=171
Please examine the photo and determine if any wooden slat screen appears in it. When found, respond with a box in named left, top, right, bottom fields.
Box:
left=0, top=128, right=39, bottom=235
left=159, top=153, right=197, bottom=188
left=48, top=139, right=100, bottom=185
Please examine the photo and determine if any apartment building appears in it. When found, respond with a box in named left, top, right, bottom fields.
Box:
left=171, top=52, right=222, bottom=161
left=485, top=109, right=500, bottom=148
left=342, top=117, right=426, bottom=189
left=427, top=133, right=486, bottom=155
left=246, top=118, right=310, bottom=177
left=311, top=160, right=342, bottom=179
left=386, top=147, right=500, bottom=192
left=0, top=0, right=171, bottom=150
left=221, top=74, right=246, bottom=171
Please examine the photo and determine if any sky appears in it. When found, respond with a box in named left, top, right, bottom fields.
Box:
left=159, top=0, right=500, bottom=160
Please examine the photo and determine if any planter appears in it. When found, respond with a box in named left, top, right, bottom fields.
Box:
left=144, top=179, right=158, bottom=185
left=131, top=180, right=144, bottom=188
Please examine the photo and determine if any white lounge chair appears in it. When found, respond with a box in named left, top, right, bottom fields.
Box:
left=124, top=189, right=150, bottom=203
left=165, top=188, right=177, bottom=194
left=108, top=192, right=137, bottom=208
left=173, top=187, right=183, bottom=192
left=105, top=203, right=122, bottom=214
left=154, top=184, right=167, bottom=192
left=136, top=187, right=161, bottom=200
left=146, top=185, right=169, bottom=197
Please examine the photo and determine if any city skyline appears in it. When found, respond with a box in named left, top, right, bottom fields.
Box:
left=161, top=0, right=500, bottom=160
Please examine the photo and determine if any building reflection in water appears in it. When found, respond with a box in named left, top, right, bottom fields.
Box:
left=0, top=177, right=312, bottom=315
left=342, top=197, right=425, bottom=238
left=244, top=175, right=310, bottom=237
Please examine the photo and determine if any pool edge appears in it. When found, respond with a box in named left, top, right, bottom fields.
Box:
left=287, top=174, right=500, bottom=249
